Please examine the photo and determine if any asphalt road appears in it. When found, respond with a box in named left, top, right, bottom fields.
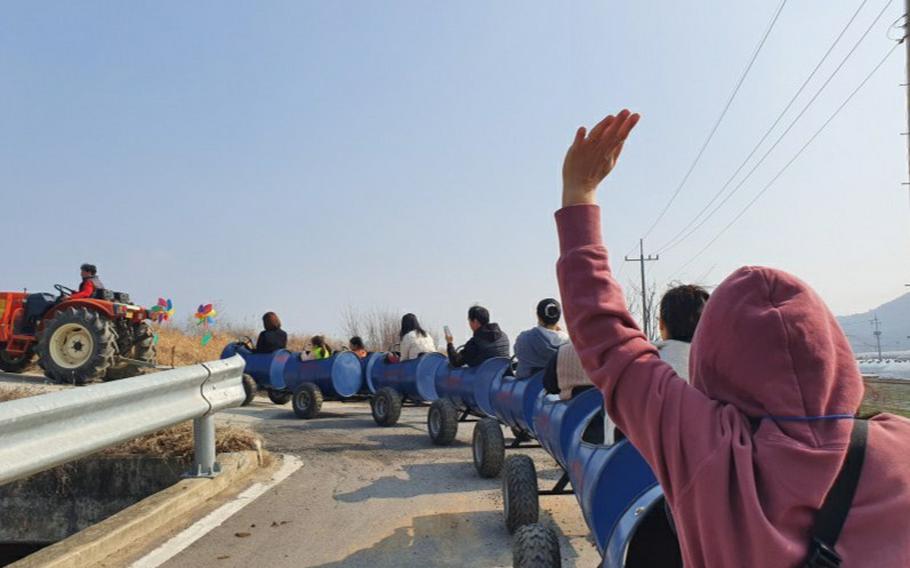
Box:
left=156, top=397, right=601, bottom=568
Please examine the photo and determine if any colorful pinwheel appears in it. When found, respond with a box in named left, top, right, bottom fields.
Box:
left=195, top=304, right=218, bottom=346
left=149, top=298, right=175, bottom=324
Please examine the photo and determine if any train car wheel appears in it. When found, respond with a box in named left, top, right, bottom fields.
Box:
left=473, top=418, right=505, bottom=478
left=502, top=454, right=539, bottom=533
left=427, top=399, right=458, bottom=445
left=512, top=523, right=561, bottom=568
left=268, top=390, right=292, bottom=405
left=511, top=426, right=533, bottom=444
left=372, top=387, right=403, bottom=427
left=241, top=374, right=257, bottom=406
left=292, top=383, right=323, bottom=419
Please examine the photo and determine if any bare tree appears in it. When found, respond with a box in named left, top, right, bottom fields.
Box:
left=625, top=280, right=660, bottom=342
left=342, top=306, right=402, bottom=352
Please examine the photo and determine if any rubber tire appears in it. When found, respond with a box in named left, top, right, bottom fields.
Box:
left=268, top=390, right=292, bottom=405
left=371, top=387, right=403, bottom=427
left=427, top=399, right=459, bottom=446
left=503, top=454, right=539, bottom=533
left=512, top=524, right=561, bottom=568
left=0, top=349, right=34, bottom=373
left=473, top=418, right=506, bottom=478
left=512, top=427, right=533, bottom=444
left=37, top=307, right=116, bottom=385
left=241, top=374, right=257, bottom=406
left=104, top=320, right=157, bottom=381
left=292, top=383, right=323, bottom=419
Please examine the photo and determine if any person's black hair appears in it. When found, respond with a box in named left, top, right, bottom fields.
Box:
left=80, top=263, right=97, bottom=275
left=400, top=313, right=427, bottom=338
left=467, top=305, right=490, bottom=326
left=536, top=298, right=561, bottom=326
left=262, top=312, right=281, bottom=331
left=312, top=335, right=326, bottom=347
left=659, top=284, right=710, bottom=343
left=350, top=336, right=365, bottom=350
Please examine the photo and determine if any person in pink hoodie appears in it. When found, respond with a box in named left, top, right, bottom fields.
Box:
left=555, top=109, right=910, bottom=567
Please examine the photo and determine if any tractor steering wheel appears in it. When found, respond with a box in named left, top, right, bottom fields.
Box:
left=238, top=336, right=255, bottom=351
left=54, top=284, right=76, bottom=297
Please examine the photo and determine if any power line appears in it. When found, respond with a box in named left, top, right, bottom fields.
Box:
left=657, top=0, right=894, bottom=255
left=654, top=0, right=873, bottom=253
left=638, top=0, right=789, bottom=243
left=670, top=41, right=901, bottom=278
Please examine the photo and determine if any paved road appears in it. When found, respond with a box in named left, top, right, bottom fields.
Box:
left=159, top=397, right=601, bottom=567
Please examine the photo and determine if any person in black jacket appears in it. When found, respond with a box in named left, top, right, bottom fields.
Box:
left=445, top=305, right=510, bottom=367
left=255, top=312, right=288, bottom=354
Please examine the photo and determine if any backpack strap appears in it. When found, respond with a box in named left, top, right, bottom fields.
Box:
left=804, top=419, right=868, bottom=568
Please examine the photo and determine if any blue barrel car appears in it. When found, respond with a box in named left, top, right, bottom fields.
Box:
left=426, top=357, right=510, bottom=447
left=503, top=387, right=682, bottom=567
left=363, top=352, right=446, bottom=426
left=220, top=341, right=294, bottom=406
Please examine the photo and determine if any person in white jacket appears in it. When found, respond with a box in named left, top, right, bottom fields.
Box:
left=654, top=284, right=710, bottom=381
left=398, top=313, right=437, bottom=360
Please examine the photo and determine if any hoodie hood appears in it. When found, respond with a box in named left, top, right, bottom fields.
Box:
left=690, top=266, right=863, bottom=445
left=474, top=322, right=505, bottom=342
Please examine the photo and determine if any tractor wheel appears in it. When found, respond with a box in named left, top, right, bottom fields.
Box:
left=37, top=307, right=116, bottom=385
left=268, top=390, right=292, bottom=405
left=502, top=454, right=539, bottom=533
left=0, top=348, right=35, bottom=373
left=473, top=418, right=506, bottom=478
left=427, top=399, right=458, bottom=446
left=104, top=320, right=157, bottom=381
left=371, top=387, right=403, bottom=427
left=292, top=383, right=323, bottom=419
left=512, top=524, right=561, bottom=568
left=241, top=374, right=257, bottom=406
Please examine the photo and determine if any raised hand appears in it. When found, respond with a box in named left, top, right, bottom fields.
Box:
left=562, top=109, right=640, bottom=207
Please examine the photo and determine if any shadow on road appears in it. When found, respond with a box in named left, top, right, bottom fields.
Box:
left=335, top=461, right=492, bottom=502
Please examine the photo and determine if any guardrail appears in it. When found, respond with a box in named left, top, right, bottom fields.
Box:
left=0, top=355, right=246, bottom=486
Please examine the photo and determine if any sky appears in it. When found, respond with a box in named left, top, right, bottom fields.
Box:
left=2, top=1, right=909, bottom=345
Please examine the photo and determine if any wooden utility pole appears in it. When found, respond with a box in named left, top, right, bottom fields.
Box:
left=625, top=239, right=660, bottom=339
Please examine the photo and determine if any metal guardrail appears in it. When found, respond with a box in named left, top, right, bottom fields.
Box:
left=0, top=355, right=246, bottom=486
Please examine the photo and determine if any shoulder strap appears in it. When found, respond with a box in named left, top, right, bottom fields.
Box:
left=804, top=419, right=868, bottom=568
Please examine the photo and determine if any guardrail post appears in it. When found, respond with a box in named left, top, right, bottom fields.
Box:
left=190, top=415, right=221, bottom=477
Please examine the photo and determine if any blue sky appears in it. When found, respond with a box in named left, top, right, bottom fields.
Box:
left=2, top=1, right=908, bottom=343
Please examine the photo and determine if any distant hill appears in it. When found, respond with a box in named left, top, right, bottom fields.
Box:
left=837, top=292, right=910, bottom=356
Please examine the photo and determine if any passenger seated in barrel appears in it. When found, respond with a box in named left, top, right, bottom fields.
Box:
left=555, top=109, right=910, bottom=567
left=67, top=263, right=105, bottom=300
left=513, top=298, right=568, bottom=378
left=349, top=336, right=368, bottom=358
left=655, top=285, right=709, bottom=380
left=399, top=313, right=436, bottom=360
left=254, top=311, right=287, bottom=354
left=308, top=335, right=333, bottom=360
left=542, top=342, right=612, bottom=445
left=445, top=305, right=510, bottom=367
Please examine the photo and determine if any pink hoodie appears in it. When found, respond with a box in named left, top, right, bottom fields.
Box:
left=555, top=204, right=910, bottom=567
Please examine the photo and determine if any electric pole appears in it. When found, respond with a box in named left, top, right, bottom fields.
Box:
left=625, top=239, right=660, bottom=339
left=904, top=0, right=910, bottom=199
left=871, top=313, right=884, bottom=360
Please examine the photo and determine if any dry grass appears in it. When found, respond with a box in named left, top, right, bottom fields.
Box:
left=155, top=326, right=339, bottom=367
left=0, top=386, right=37, bottom=402
left=103, top=422, right=263, bottom=460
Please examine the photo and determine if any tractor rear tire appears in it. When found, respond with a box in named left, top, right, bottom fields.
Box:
left=473, top=418, right=506, bottom=478
left=0, top=349, right=35, bottom=373
left=371, top=387, right=403, bottom=427
left=427, top=399, right=458, bottom=446
left=241, top=374, right=257, bottom=406
left=105, top=320, right=157, bottom=381
left=503, top=454, right=539, bottom=533
left=292, top=383, right=323, bottom=419
left=512, top=524, right=561, bottom=568
left=268, top=390, right=292, bottom=405
left=37, top=307, right=116, bottom=386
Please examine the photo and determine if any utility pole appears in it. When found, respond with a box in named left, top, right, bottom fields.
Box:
left=871, top=313, right=884, bottom=360
left=904, top=0, right=910, bottom=200
left=625, top=239, right=660, bottom=339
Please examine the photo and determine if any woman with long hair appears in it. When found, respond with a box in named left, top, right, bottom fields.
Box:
left=254, top=311, right=287, bottom=354
left=399, top=313, right=436, bottom=360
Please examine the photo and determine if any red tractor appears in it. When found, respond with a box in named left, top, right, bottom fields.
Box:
left=0, top=285, right=157, bottom=384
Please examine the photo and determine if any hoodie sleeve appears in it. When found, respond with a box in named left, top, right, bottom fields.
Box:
left=555, top=204, right=730, bottom=501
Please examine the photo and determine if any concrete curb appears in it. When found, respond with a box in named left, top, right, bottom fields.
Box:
left=10, top=451, right=262, bottom=568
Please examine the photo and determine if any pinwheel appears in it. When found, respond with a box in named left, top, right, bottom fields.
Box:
left=195, top=303, right=218, bottom=346
left=149, top=298, right=175, bottom=324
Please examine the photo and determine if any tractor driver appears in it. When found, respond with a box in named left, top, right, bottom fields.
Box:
left=68, top=263, right=105, bottom=300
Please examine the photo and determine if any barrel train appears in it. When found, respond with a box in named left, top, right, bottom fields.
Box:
left=222, top=343, right=680, bottom=567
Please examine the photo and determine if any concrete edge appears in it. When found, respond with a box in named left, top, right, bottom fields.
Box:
left=10, top=451, right=264, bottom=568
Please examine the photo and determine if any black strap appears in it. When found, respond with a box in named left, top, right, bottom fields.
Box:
left=804, top=419, right=868, bottom=568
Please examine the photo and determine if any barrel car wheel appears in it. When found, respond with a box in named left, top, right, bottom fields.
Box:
left=292, top=383, right=323, bottom=419
left=473, top=418, right=506, bottom=478
left=512, top=523, right=561, bottom=568
left=240, top=374, right=257, bottom=406
left=502, top=454, right=539, bottom=533
left=427, top=399, right=458, bottom=445
left=371, top=387, right=403, bottom=427
left=268, top=390, right=292, bottom=405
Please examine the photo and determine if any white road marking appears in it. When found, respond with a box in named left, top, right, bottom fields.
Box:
left=131, top=454, right=303, bottom=568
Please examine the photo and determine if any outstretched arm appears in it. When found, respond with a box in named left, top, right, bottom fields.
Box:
left=556, top=110, right=730, bottom=500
